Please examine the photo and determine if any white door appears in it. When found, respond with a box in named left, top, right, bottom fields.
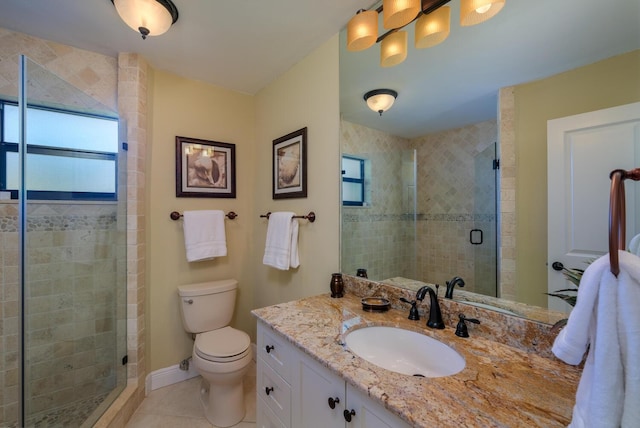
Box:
left=547, top=102, right=640, bottom=312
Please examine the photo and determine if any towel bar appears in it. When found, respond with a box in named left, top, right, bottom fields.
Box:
left=260, top=211, right=316, bottom=223
left=170, top=211, right=237, bottom=221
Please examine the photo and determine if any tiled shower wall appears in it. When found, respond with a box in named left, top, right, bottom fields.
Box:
left=413, top=121, right=498, bottom=293
left=0, top=202, right=124, bottom=425
left=340, top=119, right=497, bottom=293
left=341, top=120, right=416, bottom=280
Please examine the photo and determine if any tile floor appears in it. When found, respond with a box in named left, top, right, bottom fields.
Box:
left=126, top=360, right=256, bottom=428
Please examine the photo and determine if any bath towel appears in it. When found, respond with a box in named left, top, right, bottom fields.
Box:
left=182, top=210, right=227, bottom=262
left=628, top=233, right=640, bottom=256
left=552, top=250, right=640, bottom=427
left=263, top=212, right=299, bottom=270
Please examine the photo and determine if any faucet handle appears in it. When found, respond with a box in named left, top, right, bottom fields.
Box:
left=455, top=314, right=480, bottom=338
left=400, top=297, right=420, bottom=321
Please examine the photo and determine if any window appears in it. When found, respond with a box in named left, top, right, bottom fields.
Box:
left=0, top=102, right=119, bottom=201
left=342, top=155, right=365, bottom=206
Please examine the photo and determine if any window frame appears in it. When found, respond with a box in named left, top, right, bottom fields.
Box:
left=342, top=155, right=365, bottom=207
left=0, top=101, right=119, bottom=201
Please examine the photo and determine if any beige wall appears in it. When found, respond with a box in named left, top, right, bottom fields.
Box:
left=146, top=34, right=341, bottom=372
left=147, top=70, right=255, bottom=371
left=514, top=50, right=640, bottom=306
left=252, top=35, right=341, bottom=311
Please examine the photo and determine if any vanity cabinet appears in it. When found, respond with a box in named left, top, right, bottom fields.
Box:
left=256, top=321, right=410, bottom=428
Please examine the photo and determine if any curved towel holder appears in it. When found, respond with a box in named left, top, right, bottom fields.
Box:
left=609, top=168, right=640, bottom=276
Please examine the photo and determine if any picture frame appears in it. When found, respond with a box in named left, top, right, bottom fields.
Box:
left=176, top=136, right=236, bottom=198
left=272, top=127, right=307, bottom=199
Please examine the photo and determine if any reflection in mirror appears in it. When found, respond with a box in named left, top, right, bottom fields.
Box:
left=341, top=120, right=498, bottom=297
left=339, top=0, right=640, bottom=323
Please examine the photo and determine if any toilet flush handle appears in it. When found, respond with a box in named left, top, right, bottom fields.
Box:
left=183, top=299, right=193, bottom=304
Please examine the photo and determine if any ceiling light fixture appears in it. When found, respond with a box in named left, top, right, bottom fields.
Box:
left=364, top=89, right=398, bottom=116
left=112, top=0, right=179, bottom=40
left=347, top=0, right=505, bottom=66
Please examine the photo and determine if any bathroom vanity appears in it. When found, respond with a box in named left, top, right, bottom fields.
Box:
left=252, top=282, right=580, bottom=427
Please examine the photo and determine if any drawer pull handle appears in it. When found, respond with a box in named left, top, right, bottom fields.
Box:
left=265, top=386, right=274, bottom=396
left=343, top=409, right=356, bottom=422
left=265, top=345, right=274, bottom=353
left=328, top=397, right=340, bottom=409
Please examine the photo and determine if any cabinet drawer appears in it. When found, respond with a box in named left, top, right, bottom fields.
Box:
left=257, top=357, right=291, bottom=427
left=258, top=323, right=293, bottom=383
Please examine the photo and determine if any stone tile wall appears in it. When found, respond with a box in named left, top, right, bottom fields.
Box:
left=498, top=87, right=516, bottom=300
left=340, top=120, right=416, bottom=280
left=413, top=121, right=498, bottom=292
left=0, top=202, right=123, bottom=426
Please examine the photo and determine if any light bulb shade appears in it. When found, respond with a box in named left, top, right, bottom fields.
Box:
left=415, top=6, right=451, bottom=49
left=347, top=9, right=379, bottom=52
left=460, top=0, right=505, bottom=26
left=364, top=90, right=398, bottom=115
left=383, top=0, right=421, bottom=29
left=380, top=31, right=408, bottom=67
left=113, top=0, right=179, bottom=37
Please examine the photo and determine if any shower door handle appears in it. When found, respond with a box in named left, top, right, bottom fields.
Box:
left=470, top=229, right=483, bottom=245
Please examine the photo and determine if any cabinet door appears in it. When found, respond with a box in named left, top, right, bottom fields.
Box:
left=257, top=397, right=288, bottom=428
left=346, top=384, right=412, bottom=428
left=293, top=355, right=345, bottom=428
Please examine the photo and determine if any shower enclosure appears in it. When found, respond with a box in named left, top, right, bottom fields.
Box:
left=0, top=56, right=127, bottom=427
left=340, top=120, right=498, bottom=296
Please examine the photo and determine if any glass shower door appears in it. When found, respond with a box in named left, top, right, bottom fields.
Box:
left=5, top=55, right=128, bottom=427
left=472, top=142, right=498, bottom=297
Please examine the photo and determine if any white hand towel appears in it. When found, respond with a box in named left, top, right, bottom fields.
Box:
left=263, top=212, right=299, bottom=270
left=628, top=233, right=640, bottom=256
left=552, top=250, right=640, bottom=427
left=182, top=210, right=227, bottom=262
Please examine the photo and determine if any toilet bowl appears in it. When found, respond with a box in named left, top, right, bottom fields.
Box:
left=178, top=280, right=252, bottom=427
left=193, top=327, right=252, bottom=427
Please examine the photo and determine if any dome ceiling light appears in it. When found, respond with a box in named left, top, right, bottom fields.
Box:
left=112, top=0, right=179, bottom=40
left=346, top=0, right=505, bottom=67
left=364, top=89, right=398, bottom=116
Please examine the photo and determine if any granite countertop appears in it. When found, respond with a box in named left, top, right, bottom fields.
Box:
left=252, top=292, right=581, bottom=427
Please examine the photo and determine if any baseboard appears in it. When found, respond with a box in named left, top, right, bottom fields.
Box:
left=145, top=361, right=199, bottom=394
left=145, top=343, right=257, bottom=394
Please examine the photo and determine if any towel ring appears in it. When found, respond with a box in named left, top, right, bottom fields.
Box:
left=609, top=168, right=640, bottom=276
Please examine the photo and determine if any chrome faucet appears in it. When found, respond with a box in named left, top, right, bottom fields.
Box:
left=416, top=285, right=445, bottom=329
left=445, top=276, right=465, bottom=299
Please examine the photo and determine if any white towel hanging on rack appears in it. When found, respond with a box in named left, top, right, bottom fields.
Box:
left=263, top=212, right=299, bottom=270
left=182, top=210, right=227, bottom=262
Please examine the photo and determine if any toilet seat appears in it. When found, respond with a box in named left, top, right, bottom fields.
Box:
left=195, top=326, right=250, bottom=363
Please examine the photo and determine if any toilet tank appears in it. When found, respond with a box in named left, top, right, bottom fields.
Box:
left=178, top=279, right=238, bottom=333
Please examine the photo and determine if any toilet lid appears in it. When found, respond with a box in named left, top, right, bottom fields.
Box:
left=195, top=326, right=250, bottom=362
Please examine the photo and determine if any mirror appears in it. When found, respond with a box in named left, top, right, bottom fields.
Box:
left=339, top=0, right=640, bottom=322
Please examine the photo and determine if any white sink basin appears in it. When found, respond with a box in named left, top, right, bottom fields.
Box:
left=344, top=326, right=465, bottom=377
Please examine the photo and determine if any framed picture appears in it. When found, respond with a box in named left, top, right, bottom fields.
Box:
left=272, top=127, right=307, bottom=199
left=176, top=136, right=236, bottom=198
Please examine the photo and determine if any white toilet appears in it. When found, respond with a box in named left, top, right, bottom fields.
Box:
left=178, top=279, right=252, bottom=427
